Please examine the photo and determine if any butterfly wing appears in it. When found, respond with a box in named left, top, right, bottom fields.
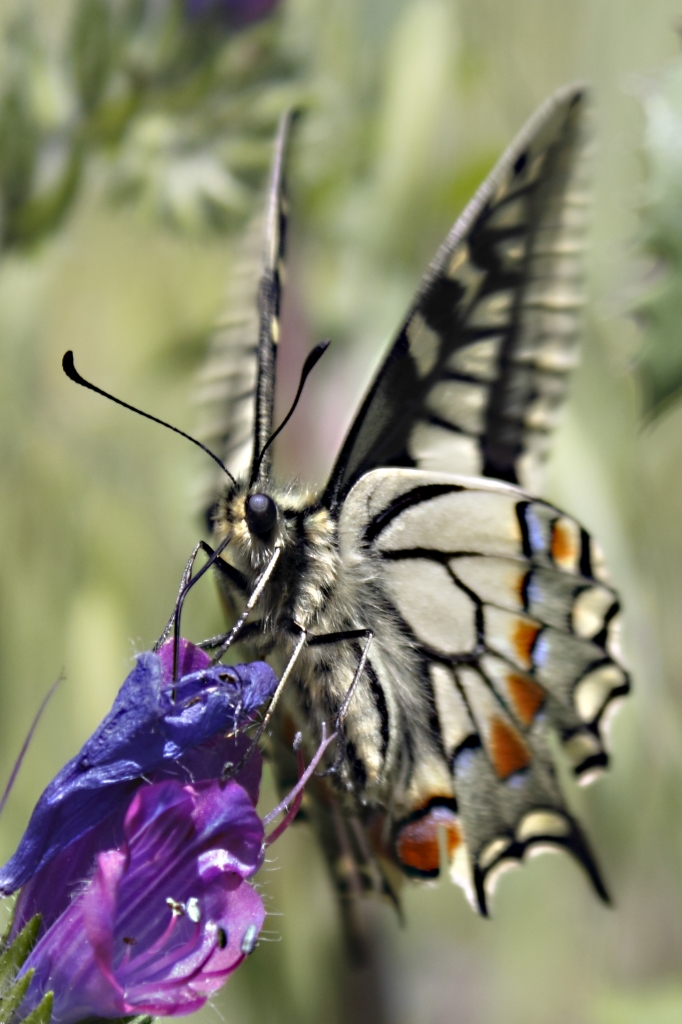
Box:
left=335, top=468, right=628, bottom=912
left=325, top=83, right=589, bottom=507
left=197, top=110, right=292, bottom=485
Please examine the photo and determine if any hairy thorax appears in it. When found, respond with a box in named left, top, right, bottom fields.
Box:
left=211, top=480, right=349, bottom=635
left=211, top=479, right=396, bottom=802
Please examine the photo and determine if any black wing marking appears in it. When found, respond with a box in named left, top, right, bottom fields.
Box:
left=324, top=83, right=589, bottom=509
left=196, top=111, right=294, bottom=487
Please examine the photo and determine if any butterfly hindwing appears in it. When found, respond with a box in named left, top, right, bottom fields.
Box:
left=336, top=468, right=627, bottom=909
left=325, top=83, right=589, bottom=507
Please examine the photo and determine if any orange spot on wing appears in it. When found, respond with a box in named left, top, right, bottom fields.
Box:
left=507, top=673, right=545, bottom=726
left=489, top=717, right=531, bottom=778
left=551, top=520, right=577, bottom=569
left=512, top=619, right=540, bottom=668
left=395, top=806, right=461, bottom=876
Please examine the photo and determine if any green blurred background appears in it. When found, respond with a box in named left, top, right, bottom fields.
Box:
left=1, top=1, right=682, bottom=1022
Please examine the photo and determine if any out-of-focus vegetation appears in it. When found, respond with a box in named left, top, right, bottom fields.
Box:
left=0, top=0, right=300, bottom=245
left=637, top=59, right=682, bottom=417
left=1, top=1, right=682, bottom=1023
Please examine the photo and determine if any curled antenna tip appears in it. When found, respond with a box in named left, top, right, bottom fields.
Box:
left=62, top=350, right=77, bottom=378
left=61, top=349, right=237, bottom=487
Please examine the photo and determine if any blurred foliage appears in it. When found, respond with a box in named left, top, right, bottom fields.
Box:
left=636, top=57, right=682, bottom=418
left=0, top=0, right=298, bottom=245
left=1, top=2, right=682, bottom=1024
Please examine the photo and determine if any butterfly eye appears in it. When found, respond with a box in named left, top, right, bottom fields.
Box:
left=246, top=493, right=278, bottom=537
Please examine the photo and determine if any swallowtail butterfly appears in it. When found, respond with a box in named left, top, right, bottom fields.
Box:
left=197, top=84, right=629, bottom=920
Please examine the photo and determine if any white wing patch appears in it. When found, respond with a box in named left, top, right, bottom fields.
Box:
left=445, top=336, right=504, bottom=381
left=407, top=312, right=441, bottom=377
left=452, top=556, right=527, bottom=613
left=426, top=380, right=488, bottom=434
left=429, top=664, right=475, bottom=756
left=374, top=485, right=523, bottom=559
left=382, top=559, right=476, bottom=655
left=407, top=422, right=483, bottom=475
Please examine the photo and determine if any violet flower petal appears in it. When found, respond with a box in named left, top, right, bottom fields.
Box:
left=12, top=735, right=264, bottom=937
left=0, top=644, right=277, bottom=895
left=163, top=732, right=263, bottom=805
left=21, top=779, right=265, bottom=1023
left=157, top=637, right=211, bottom=680
left=12, top=805, right=126, bottom=934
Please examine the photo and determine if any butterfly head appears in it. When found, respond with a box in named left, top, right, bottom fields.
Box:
left=210, top=478, right=337, bottom=620
left=210, top=480, right=289, bottom=578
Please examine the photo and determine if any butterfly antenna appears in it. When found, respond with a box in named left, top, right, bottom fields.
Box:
left=62, top=351, right=237, bottom=487
left=251, top=339, right=330, bottom=486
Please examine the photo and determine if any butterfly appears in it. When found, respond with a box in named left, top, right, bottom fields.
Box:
left=196, top=83, right=630, bottom=923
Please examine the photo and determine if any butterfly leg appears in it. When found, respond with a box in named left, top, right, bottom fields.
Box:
left=155, top=536, right=248, bottom=651
left=307, top=627, right=374, bottom=726
left=210, top=542, right=283, bottom=663
left=220, top=627, right=308, bottom=782
left=229, top=625, right=371, bottom=780
left=154, top=542, right=207, bottom=649
left=306, top=627, right=374, bottom=774
left=156, top=535, right=236, bottom=682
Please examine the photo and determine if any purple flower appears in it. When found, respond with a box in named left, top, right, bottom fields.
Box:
left=1, top=635, right=334, bottom=1022
left=0, top=639, right=277, bottom=897
left=184, top=0, right=281, bottom=27
left=17, top=777, right=265, bottom=1023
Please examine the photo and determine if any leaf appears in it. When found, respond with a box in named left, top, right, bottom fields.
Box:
left=0, top=915, right=42, bottom=1024
left=20, top=991, right=53, bottom=1024
left=0, top=86, right=39, bottom=231
left=0, top=916, right=40, bottom=995
left=0, top=968, right=34, bottom=1022
left=635, top=58, right=682, bottom=418
left=12, top=147, right=83, bottom=248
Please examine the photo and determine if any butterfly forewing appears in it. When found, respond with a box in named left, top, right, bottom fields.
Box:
left=196, top=110, right=292, bottom=485
left=251, top=110, right=291, bottom=486
left=325, top=83, right=589, bottom=507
